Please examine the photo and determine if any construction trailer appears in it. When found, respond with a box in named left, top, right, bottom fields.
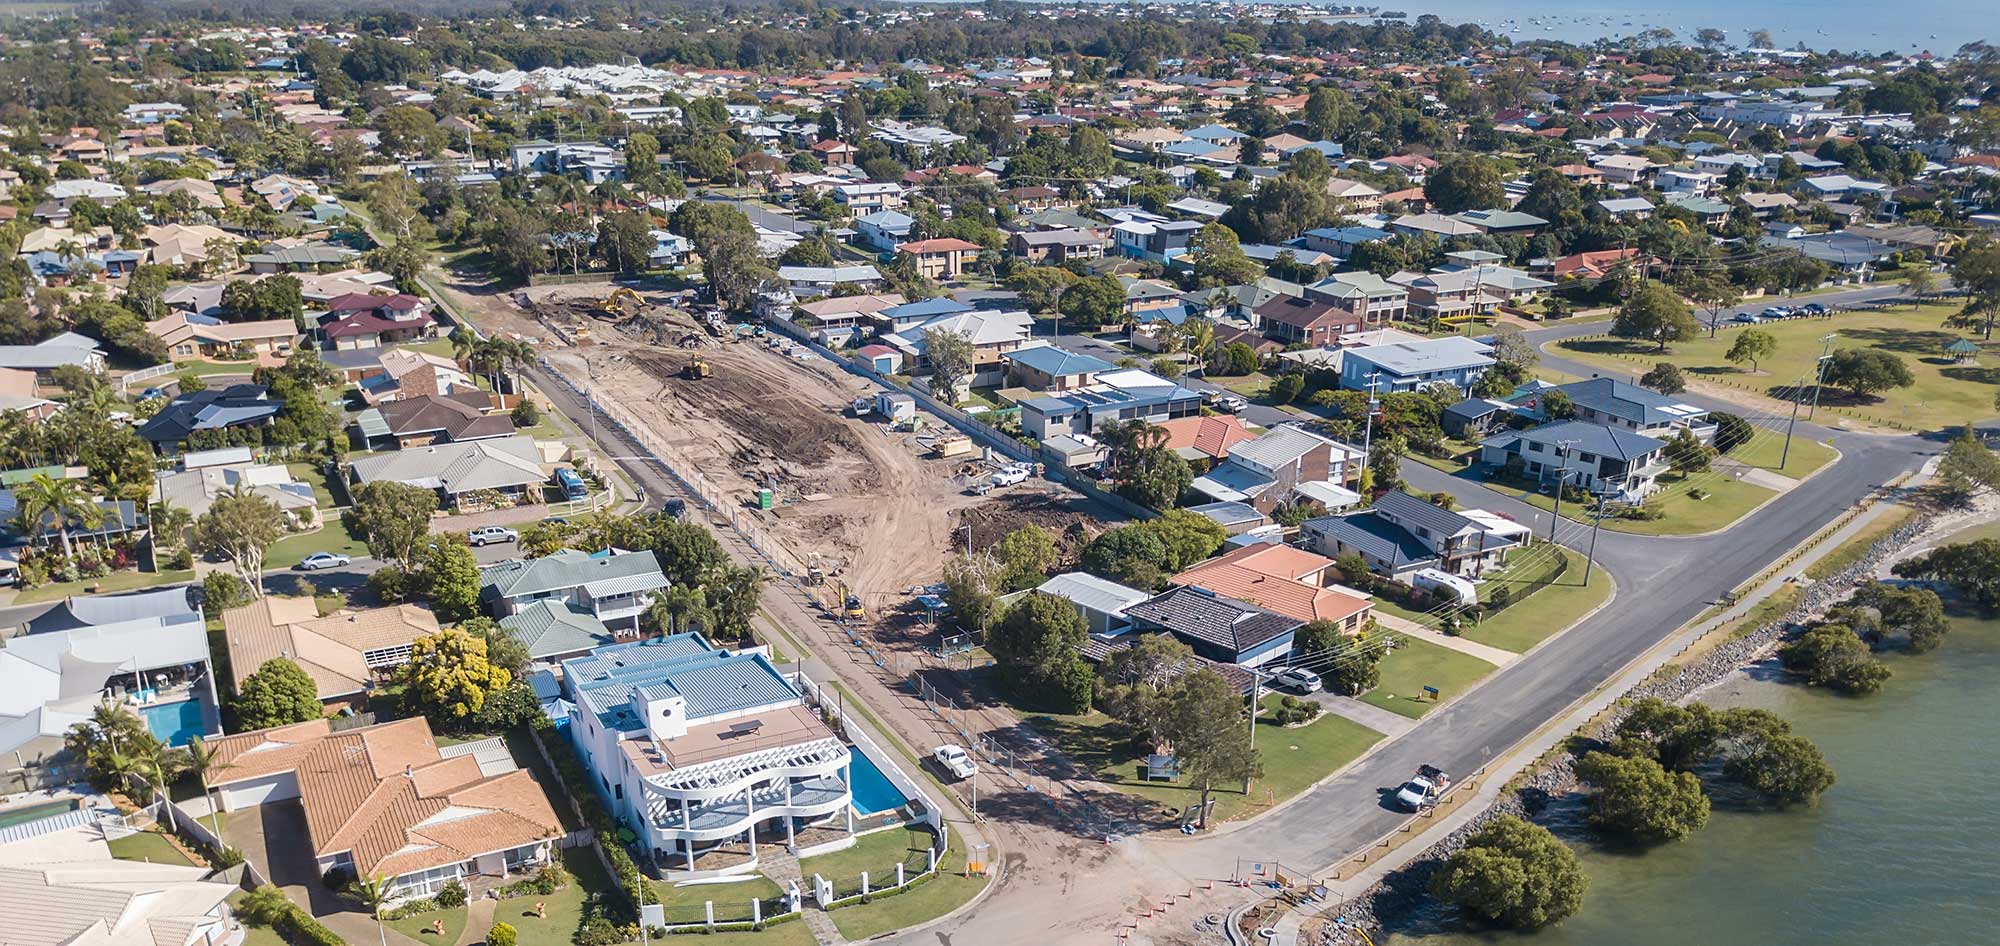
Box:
left=874, top=392, right=916, bottom=424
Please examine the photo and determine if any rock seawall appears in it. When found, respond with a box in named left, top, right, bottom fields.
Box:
left=1321, top=509, right=1939, bottom=943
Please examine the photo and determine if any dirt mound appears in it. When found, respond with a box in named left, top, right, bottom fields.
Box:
left=628, top=350, right=863, bottom=466
left=955, top=491, right=1117, bottom=560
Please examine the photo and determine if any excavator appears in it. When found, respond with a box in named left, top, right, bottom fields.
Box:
left=829, top=579, right=865, bottom=622
left=595, top=286, right=645, bottom=319
left=681, top=357, right=711, bottom=380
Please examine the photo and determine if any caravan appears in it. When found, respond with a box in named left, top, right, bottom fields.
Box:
left=1412, top=568, right=1478, bottom=608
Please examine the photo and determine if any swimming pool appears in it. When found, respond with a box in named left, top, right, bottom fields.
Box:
left=140, top=698, right=206, bottom=748
left=847, top=749, right=910, bottom=816
left=0, top=799, right=78, bottom=830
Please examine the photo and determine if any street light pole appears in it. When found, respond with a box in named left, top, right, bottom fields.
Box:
left=1360, top=371, right=1382, bottom=487
left=1582, top=497, right=1605, bottom=584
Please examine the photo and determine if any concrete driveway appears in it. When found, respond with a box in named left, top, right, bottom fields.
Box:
left=230, top=801, right=344, bottom=916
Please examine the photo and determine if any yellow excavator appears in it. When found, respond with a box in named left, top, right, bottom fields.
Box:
left=596, top=286, right=645, bottom=319
left=829, top=579, right=865, bottom=622
left=681, top=357, right=711, bottom=380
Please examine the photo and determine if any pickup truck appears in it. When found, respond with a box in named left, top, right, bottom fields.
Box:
left=1393, top=765, right=1451, bottom=811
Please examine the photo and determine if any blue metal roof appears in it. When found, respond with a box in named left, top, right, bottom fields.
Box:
left=1006, top=345, right=1115, bottom=378
left=881, top=297, right=970, bottom=321
left=561, top=634, right=801, bottom=731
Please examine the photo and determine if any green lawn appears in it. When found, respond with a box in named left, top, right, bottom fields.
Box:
left=1458, top=544, right=1613, bottom=653
left=1723, top=429, right=1838, bottom=479
left=384, top=901, right=467, bottom=946
left=828, top=839, right=991, bottom=941
left=1556, top=303, right=1998, bottom=431
left=286, top=462, right=342, bottom=507
left=1478, top=467, right=1775, bottom=537
left=15, top=569, right=195, bottom=604
left=107, top=830, right=196, bottom=866
left=1357, top=636, right=1497, bottom=719
left=651, top=872, right=783, bottom=919
left=800, top=826, right=933, bottom=887
left=173, top=359, right=262, bottom=377
left=487, top=849, right=606, bottom=946
left=265, top=517, right=370, bottom=566
left=1032, top=704, right=1382, bottom=824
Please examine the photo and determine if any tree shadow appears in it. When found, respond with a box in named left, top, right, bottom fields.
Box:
left=1836, top=325, right=1966, bottom=357
left=1940, top=366, right=2000, bottom=386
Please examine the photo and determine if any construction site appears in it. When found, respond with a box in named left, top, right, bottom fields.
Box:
left=527, top=283, right=1118, bottom=614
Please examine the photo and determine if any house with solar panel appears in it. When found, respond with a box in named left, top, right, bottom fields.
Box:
left=558, top=635, right=916, bottom=876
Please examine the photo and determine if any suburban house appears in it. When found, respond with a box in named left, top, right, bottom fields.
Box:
left=1112, top=219, right=1202, bottom=264
left=559, top=635, right=886, bottom=875
left=358, top=348, right=477, bottom=403
left=1300, top=225, right=1393, bottom=259
left=1305, top=271, right=1411, bottom=325
left=1325, top=177, right=1386, bottom=212
left=1030, top=572, right=1152, bottom=635
left=1003, top=346, right=1116, bottom=393
left=366, top=392, right=517, bottom=448
left=1339, top=336, right=1495, bottom=394
left=1172, top=544, right=1374, bottom=629
left=853, top=210, right=915, bottom=252
left=135, top=384, right=283, bottom=453
left=884, top=308, right=1036, bottom=386
left=0, top=333, right=106, bottom=377
left=894, top=238, right=982, bottom=280
left=776, top=264, right=885, bottom=298
left=1189, top=424, right=1364, bottom=517
left=1300, top=490, right=1529, bottom=580
left=147, top=313, right=297, bottom=362
left=202, top=716, right=564, bottom=903
left=1521, top=378, right=1716, bottom=441
left=220, top=598, right=441, bottom=708
left=1391, top=252, right=1556, bottom=319
left=1254, top=295, right=1365, bottom=347
left=154, top=446, right=317, bottom=523
left=833, top=182, right=905, bottom=212
left=318, top=293, right=437, bottom=350
left=480, top=548, right=670, bottom=635
left=1008, top=229, right=1106, bottom=264
left=347, top=434, right=548, bottom=508
left=0, top=587, right=217, bottom=788
left=1121, top=586, right=1304, bottom=668
left=1447, top=208, right=1548, bottom=237
left=0, top=858, right=246, bottom=946
left=497, top=599, right=623, bottom=664
left=1479, top=419, right=1670, bottom=501
left=1441, top=397, right=1522, bottom=440
left=1153, top=414, right=1258, bottom=467
left=1019, top=367, right=1203, bottom=441
left=870, top=296, right=963, bottom=335
left=0, top=367, right=57, bottom=421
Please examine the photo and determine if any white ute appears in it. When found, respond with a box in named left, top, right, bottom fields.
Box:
left=1394, top=764, right=1451, bottom=811
left=933, top=745, right=978, bottom=780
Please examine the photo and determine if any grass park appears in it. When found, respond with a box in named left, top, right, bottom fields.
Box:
left=1356, top=636, right=1496, bottom=718
left=1555, top=303, right=1999, bottom=433
left=1032, top=697, right=1385, bottom=825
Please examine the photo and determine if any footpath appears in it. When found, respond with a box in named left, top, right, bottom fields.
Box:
left=1260, top=460, right=1937, bottom=946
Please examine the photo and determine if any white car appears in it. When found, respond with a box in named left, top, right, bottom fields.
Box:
left=468, top=526, right=520, bottom=547
left=296, top=552, right=350, bottom=571
left=933, top=745, right=978, bottom=781
left=990, top=466, right=1030, bottom=487
left=1213, top=394, right=1248, bottom=414
left=1394, top=765, right=1450, bottom=811
left=1270, top=668, right=1323, bottom=694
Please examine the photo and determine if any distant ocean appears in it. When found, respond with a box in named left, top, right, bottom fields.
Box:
left=938, top=0, right=2000, bottom=55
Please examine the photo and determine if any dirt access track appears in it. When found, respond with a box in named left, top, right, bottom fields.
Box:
left=539, top=296, right=1101, bottom=602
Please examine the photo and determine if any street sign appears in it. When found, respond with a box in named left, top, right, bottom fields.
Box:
left=1423, top=686, right=1441, bottom=701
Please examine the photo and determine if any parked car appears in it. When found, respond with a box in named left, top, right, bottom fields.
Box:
left=933, top=745, right=978, bottom=781
left=1270, top=667, right=1323, bottom=694
left=1798, top=302, right=1828, bottom=317
left=1759, top=306, right=1791, bottom=320
left=1732, top=312, right=1762, bottom=324
left=663, top=498, right=689, bottom=520
left=296, top=552, right=351, bottom=571
left=1213, top=394, right=1248, bottom=414
left=468, top=526, right=519, bottom=547
left=990, top=465, right=1031, bottom=487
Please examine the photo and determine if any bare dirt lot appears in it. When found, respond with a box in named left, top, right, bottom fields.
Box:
left=539, top=298, right=1106, bottom=605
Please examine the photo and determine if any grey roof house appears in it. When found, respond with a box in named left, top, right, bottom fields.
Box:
left=1517, top=378, right=1715, bottom=442
left=347, top=434, right=547, bottom=507
left=1479, top=419, right=1670, bottom=502
left=1299, top=489, right=1528, bottom=579
left=1121, top=585, right=1302, bottom=668
left=481, top=547, right=670, bottom=632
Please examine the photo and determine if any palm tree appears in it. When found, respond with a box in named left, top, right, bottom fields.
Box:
left=1180, top=317, right=1218, bottom=371
left=346, top=874, right=392, bottom=946
left=648, top=585, right=712, bottom=635
left=182, top=736, right=235, bottom=839
left=449, top=326, right=479, bottom=365
left=144, top=745, right=185, bottom=831
left=149, top=501, right=195, bottom=551
left=15, top=472, right=101, bottom=559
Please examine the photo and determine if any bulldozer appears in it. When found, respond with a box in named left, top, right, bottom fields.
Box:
left=681, top=358, right=711, bottom=380
left=595, top=287, right=645, bottom=320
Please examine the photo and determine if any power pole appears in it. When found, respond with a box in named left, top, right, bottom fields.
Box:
left=1582, top=497, right=1606, bottom=584
left=1807, top=332, right=1837, bottom=420
left=1359, top=371, right=1382, bottom=487
left=1547, top=438, right=1579, bottom=542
